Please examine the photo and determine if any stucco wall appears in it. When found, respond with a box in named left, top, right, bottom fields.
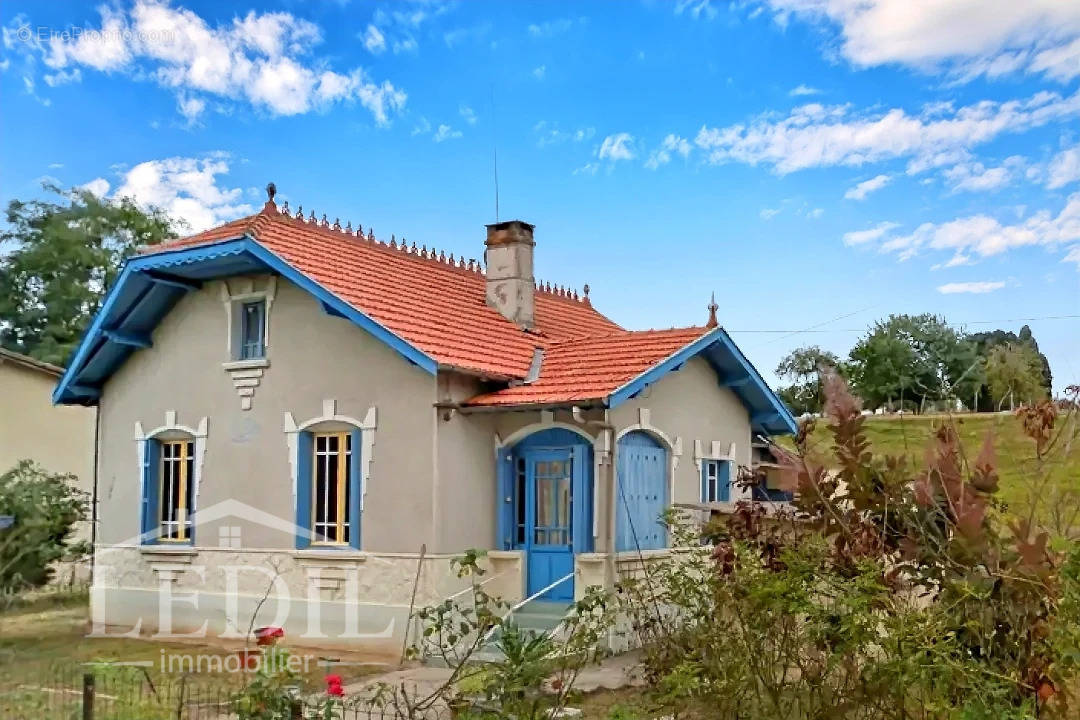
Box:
left=0, top=359, right=95, bottom=487
left=96, top=275, right=437, bottom=554
left=610, top=355, right=753, bottom=506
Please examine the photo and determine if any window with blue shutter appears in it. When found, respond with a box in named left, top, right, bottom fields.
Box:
left=296, top=428, right=362, bottom=550
left=701, top=459, right=731, bottom=503
left=140, top=439, right=161, bottom=543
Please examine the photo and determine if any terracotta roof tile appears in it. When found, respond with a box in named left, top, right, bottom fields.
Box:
left=465, top=327, right=710, bottom=406
left=145, top=205, right=621, bottom=379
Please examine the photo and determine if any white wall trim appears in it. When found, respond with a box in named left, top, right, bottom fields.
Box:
left=283, top=400, right=377, bottom=510
left=133, top=412, right=210, bottom=511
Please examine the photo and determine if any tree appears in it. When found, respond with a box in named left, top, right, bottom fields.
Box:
left=0, top=461, right=89, bottom=591
left=0, top=184, right=177, bottom=366
left=775, top=345, right=841, bottom=415
left=847, top=314, right=982, bottom=411
left=970, top=325, right=1053, bottom=410
left=985, top=343, right=1048, bottom=410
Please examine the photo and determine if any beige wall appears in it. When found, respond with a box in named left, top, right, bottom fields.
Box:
left=0, top=358, right=95, bottom=495
left=96, top=275, right=437, bottom=554
left=610, top=355, right=753, bottom=507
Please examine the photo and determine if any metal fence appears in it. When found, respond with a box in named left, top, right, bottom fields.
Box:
left=0, top=665, right=406, bottom=720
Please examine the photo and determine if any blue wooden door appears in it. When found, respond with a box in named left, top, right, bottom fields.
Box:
left=523, top=449, right=575, bottom=601
left=616, top=432, right=668, bottom=551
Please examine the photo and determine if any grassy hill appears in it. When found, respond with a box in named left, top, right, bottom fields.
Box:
left=782, top=411, right=1080, bottom=535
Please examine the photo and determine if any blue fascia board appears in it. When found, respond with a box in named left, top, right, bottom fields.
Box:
left=240, top=240, right=438, bottom=375
left=713, top=328, right=798, bottom=435
left=55, top=236, right=437, bottom=404
left=605, top=327, right=798, bottom=436
left=606, top=329, right=725, bottom=409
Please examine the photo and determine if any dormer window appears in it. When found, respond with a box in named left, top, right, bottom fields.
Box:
left=239, top=300, right=266, bottom=360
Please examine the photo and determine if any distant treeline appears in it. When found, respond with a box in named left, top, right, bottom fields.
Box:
left=776, top=314, right=1052, bottom=415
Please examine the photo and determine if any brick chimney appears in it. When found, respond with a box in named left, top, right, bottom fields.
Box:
left=484, top=220, right=535, bottom=328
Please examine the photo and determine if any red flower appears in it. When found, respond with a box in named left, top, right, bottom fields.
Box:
left=326, top=675, right=345, bottom=697
left=254, top=626, right=285, bottom=646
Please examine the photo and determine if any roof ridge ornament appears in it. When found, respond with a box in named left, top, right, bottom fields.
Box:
left=706, top=292, right=719, bottom=329
left=262, top=182, right=278, bottom=213
left=582, top=284, right=591, bottom=306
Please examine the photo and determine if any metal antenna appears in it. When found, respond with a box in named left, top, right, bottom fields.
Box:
left=491, top=83, right=499, bottom=222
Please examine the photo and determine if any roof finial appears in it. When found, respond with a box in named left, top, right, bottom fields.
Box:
left=706, top=292, right=719, bottom=329
left=582, top=284, right=591, bottom=305
left=263, top=182, right=278, bottom=213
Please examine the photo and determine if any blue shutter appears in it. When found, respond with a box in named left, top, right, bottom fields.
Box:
left=496, top=447, right=513, bottom=550
left=720, top=460, right=732, bottom=502
left=570, top=444, right=593, bottom=553
left=141, top=439, right=160, bottom=544
left=295, top=432, right=314, bottom=549
left=700, top=461, right=708, bottom=502
left=349, top=428, right=362, bottom=550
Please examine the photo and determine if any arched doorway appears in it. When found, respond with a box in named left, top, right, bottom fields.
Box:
left=498, top=428, right=593, bottom=602
left=615, top=431, right=668, bottom=551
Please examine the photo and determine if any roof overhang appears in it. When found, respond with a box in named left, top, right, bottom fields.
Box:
left=53, top=236, right=438, bottom=405
left=606, top=327, right=798, bottom=436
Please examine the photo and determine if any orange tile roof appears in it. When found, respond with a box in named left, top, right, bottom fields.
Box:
left=465, top=327, right=711, bottom=406
left=146, top=203, right=622, bottom=379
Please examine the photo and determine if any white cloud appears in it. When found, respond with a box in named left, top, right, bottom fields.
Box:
left=534, top=121, right=594, bottom=148
left=937, top=281, right=1006, bottom=295
left=1064, top=245, right=1080, bottom=268
left=942, top=156, right=1025, bottom=192
left=103, top=155, right=253, bottom=233
left=573, top=162, right=599, bottom=176
left=842, top=221, right=900, bottom=246
left=177, top=92, right=205, bottom=123
left=459, top=104, right=477, bottom=125
left=760, top=207, right=780, bottom=220
left=761, top=0, right=1080, bottom=83
left=362, top=24, right=386, bottom=54
left=807, top=207, right=824, bottom=219
left=675, top=0, right=720, bottom=21
left=13, top=2, right=405, bottom=124
left=645, top=134, right=692, bottom=169
left=79, top=178, right=111, bottom=198
left=880, top=193, right=1080, bottom=264
left=532, top=64, right=546, bottom=80
left=433, top=124, right=461, bottom=142
left=597, top=133, right=636, bottom=162
left=527, top=18, right=584, bottom=38
left=412, top=116, right=431, bottom=136
left=844, top=174, right=891, bottom=200
left=1047, top=142, right=1080, bottom=189
left=694, top=89, right=1080, bottom=174
left=789, top=84, right=820, bottom=96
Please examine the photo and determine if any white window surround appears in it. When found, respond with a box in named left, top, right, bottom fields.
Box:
left=693, top=439, right=748, bottom=503
left=283, top=399, right=377, bottom=511
left=220, top=277, right=277, bottom=411
left=134, top=411, right=209, bottom=537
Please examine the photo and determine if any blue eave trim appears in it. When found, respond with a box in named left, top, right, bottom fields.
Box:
left=241, top=240, right=438, bottom=375
left=54, top=235, right=437, bottom=404
left=605, top=327, right=798, bottom=436
left=607, top=328, right=725, bottom=409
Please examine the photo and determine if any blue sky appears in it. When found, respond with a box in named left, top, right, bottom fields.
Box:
left=2, top=0, right=1079, bottom=393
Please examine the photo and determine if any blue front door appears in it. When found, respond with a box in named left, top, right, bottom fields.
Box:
left=523, top=449, right=575, bottom=601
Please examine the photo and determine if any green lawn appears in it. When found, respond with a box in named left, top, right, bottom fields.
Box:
left=782, top=411, right=1080, bottom=534
left=0, top=593, right=387, bottom=719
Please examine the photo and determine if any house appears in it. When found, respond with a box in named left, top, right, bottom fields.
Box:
left=54, top=186, right=796, bottom=652
left=2, top=347, right=96, bottom=582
